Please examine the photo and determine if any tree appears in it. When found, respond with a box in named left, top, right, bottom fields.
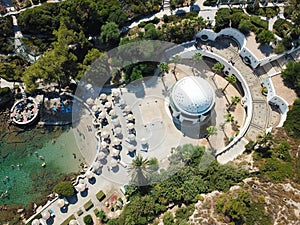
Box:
left=163, top=212, right=174, bottom=225
left=129, top=155, right=150, bottom=186
left=212, top=62, right=224, bottom=79
left=256, top=30, right=275, bottom=45
left=238, top=19, right=252, bottom=35
left=281, top=61, right=300, bottom=94
left=224, top=113, right=235, bottom=124
left=100, top=22, right=120, bottom=46
left=228, top=96, right=241, bottom=111
left=158, top=62, right=169, bottom=76
left=191, top=52, right=202, bottom=75
left=284, top=98, right=300, bottom=138
left=53, top=181, right=75, bottom=197
left=206, top=126, right=218, bottom=141
left=83, top=214, right=93, bottom=225
left=170, top=55, right=181, bottom=81
left=223, top=74, right=237, bottom=92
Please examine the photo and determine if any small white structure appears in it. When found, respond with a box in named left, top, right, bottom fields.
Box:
left=169, top=76, right=215, bottom=125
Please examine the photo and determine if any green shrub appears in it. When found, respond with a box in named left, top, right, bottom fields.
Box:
left=77, top=209, right=83, bottom=216
left=84, top=200, right=94, bottom=211
left=96, top=190, right=106, bottom=201
left=284, top=98, right=300, bottom=138
left=53, top=181, right=75, bottom=197
left=95, top=209, right=107, bottom=223
left=83, top=214, right=93, bottom=225
left=250, top=16, right=268, bottom=30
left=0, top=87, right=11, bottom=97
left=163, top=212, right=174, bottom=225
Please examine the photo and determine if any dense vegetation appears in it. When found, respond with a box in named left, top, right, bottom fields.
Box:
left=0, top=17, right=14, bottom=54
left=281, top=61, right=300, bottom=96
left=214, top=8, right=273, bottom=44
left=284, top=99, right=300, bottom=139
left=115, top=144, right=248, bottom=224
left=53, top=181, right=75, bottom=197
left=216, top=190, right=272, bottom=225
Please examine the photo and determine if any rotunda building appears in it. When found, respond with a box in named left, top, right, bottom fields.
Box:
left=169, top=76, right=215, bottom=126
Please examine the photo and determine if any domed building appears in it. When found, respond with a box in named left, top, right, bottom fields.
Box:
left=169, top=76, right=215, bottom=128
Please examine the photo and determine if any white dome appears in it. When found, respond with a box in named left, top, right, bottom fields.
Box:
left=170, top=76, right=214, bottom=116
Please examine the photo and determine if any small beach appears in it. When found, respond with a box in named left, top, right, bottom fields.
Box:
left=0, top=127, right=84, bottom=206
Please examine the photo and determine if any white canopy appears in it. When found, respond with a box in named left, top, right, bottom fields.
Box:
left=141, top=138, right=147, bottom=145
left=104, top=101, right=112, bottom=108
left=128, top=145, right=136, bottom=152
left=127, top=123, right=134, bottom=130
left=111, top=149, right=120, bottom=157
left=99, top=111, right=106, bottom=119
left=86, top=98, right=94, bottom=105
left=112, top=119, right=120, bottom=127
left=124, top=105, right=131, bottom=112
left=92, top=105, right=98, bottom=112
left=101, top=141, right=108, bottom=148
left=109, top=109, right=116, bottom=116
left=127, top=114, right=134, bottom=120
left=57, top=199, right=65, bottom=208
left=69, top=220, right=78, bottom=225
left=128, top=133, right=136, bottom=141
left=113, top=138, right=121, bottom=146
left=86, top=170, right=94, bottom=179
left=31, top=219, right=40, bottom=225
left=41, top=210, right=50, bottom=220
left=92, top=161, right=103, bottom=172
left=110, top=159, right=118, bottom=167
left=76, top=183, right=86, bottom=192
left=114, top=127, right=122, bottom=134
left=99, top=93, right=107, bottom=100
left=101, top=131, right=109, bottom=138
left=96, top=151, right=106, bottom=160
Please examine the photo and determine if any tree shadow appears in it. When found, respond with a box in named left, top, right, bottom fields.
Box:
left=67, top=194, right=78, bottom=204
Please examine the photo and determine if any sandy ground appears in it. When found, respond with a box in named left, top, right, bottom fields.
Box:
left=271, top=74, right=298, bottom=106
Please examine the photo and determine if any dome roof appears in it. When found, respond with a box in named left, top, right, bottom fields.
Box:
left=170, top=76, right=214, bottom=116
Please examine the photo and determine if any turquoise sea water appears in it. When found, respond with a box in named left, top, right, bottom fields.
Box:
left=0, top=128, right=84, bottom=206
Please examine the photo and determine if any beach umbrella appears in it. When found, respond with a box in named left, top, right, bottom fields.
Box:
left=96, top=151, right=106, bottom=160
left=141, top=138, right=147, bottom=145
left=86, top=98, right=94, bottom=105
left=128, top=133, right=136, bottom=141
left=113, top=138, right=121, bottom=146
left=31, top=219, right=40, bottom=225
left=110, top=159, right=118, bottom=167
left=112, top=89, right=119, bottom=97
left=127, top=123, right=134, bottom=130
left=92, top=105, right=98, bottom=112
left=57, top=199, right=65, bottom=208
left=99, top=93, right=107, bottom=100
left=69, top=220, right=78, bottom=225
left=127, top=114, right=134, bottom=120
left=128, top=145, right=136, bottom=153
left=101, top=141, right=108, bottom=148
left=104, top=101, right=112, bottom=108
left=76, top=183, right=86, bottom=192
left=115, top=127, right=122, bottom=134
left=92, top=161, right=103, bottom=172
left=79, top=178, right=86, bottom=184
left=85, top=83, right=92, bottom=90
left=99, top=111, right=106, bottom=119
left=109, top=109, right=116, bottom=117
left=119, top=99, right=125, bottom=105
left=112, top=119, right=120, bottom=127
left=111, top=149, right=120, bottom=157
left=124, top=105, right=131, bottom=113
left=41, top=210, right=50, bottom=220
left=86, top=170, right=94, bottom=179
left=101, top=131, right=109, bottom=138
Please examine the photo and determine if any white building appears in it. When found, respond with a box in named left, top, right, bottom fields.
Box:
left=169, top=76, right=215, bottom=128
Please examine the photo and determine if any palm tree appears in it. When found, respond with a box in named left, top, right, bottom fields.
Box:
left=224, top=113, right=235, bottom=124
left=128, top=155, right=150, bottom=186
left=228, top=96, right=241, bottom=111
left=170, top=55, right=181, bottom=81
left=256, top=131, right=273, bottom=149
left=212, top=62, right=224, bottom=79
left=206, top=126, right=218, bottom=141
left=192, top=52, right=202, bottom=75
left=223, top=74, right=237, bottom=92
left=158, top=62, right=169, bottom=77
